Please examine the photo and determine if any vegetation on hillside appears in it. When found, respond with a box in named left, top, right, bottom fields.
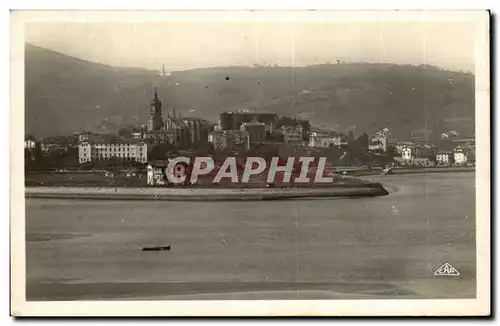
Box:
left=25, top=43, right=475, bottom=139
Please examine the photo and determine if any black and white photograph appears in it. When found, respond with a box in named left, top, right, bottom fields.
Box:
left=10, top=10, right=490, bottom=316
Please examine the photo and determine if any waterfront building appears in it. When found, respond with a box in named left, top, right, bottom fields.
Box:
left=146, top=160, right=169, bottom=186
left=413, top=158, right=433, bottom=167
left=436, top=150, right=453, bottom=164
left=146, top=159, right=192, bottom=186
left=453, top=146, right=468, bottom=165
left=309, top=131, right=342, bottom=148
left=40, top=137, right=69, bottom=155
left=393, top=145, right=413, bottom=166
left=450, top=137, right=475, bottom=163
left=394, top=141, right=416, bottom=155
left=25, top=137, right=36, bottom=149
left=78, top=134, right=148, bottom=164
left=414, top=144, right=436, bottom=159
left=401, top=146, right=412, bottom=160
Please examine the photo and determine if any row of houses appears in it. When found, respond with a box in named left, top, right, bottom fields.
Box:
left=209, top=121, right=343, bottom=152
left=368, top=133, right=475, bottom=166
left=25, top=135, right=78, bottom=155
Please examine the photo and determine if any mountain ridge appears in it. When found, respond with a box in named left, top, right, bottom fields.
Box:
left=25, top=43, right=475, bottom=139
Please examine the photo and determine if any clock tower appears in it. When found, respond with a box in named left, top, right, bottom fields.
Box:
left=147, top=89, right=164, bottom=132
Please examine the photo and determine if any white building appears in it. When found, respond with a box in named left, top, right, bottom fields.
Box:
left=401, top=146, right=412, bottom=160
left=309, top=131, right=342, bottom=148
left=78, top=135, right=148, bottom=164
left=146, top=160, right=189, bottom=186
left=436, top=151, right=452, bottom=164
left=453, top=146, right=468, bottom=165
left=368, top=136, right=388, bottom=152
left=79, top=133, right=90, bottom=143
left=25, top=138, right=36, bottom=149
left=147, top=160, right=169, bottom=186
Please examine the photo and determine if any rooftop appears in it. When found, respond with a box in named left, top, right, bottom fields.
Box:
left=450, top=138, right=475, bottom=143
left=311, top=130, right=342, bottom=137
left=84, top=134, right=146, bottom=145
left=147, top=160, right=171, bottom=167
left=242, top=122, right=266, bottom=127
left=221, top=111, right=278, bottom=116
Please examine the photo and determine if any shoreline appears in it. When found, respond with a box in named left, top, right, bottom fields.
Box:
left=342, top=166, right=475, bottom=176
left=24, top=169, right=475, bottom=201
left=25, top=182, right=389, bottom=201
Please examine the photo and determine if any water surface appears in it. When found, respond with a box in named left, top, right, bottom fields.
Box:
left=26, top=172, right=476, bottom=300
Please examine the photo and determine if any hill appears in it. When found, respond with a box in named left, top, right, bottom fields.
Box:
left=25, top=44, right=162, bottom=137
left=25, top=44, right=475, bottom=138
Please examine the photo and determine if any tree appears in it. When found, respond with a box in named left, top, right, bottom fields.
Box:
left=150, top=143, right=176, bottom=160
left=193, top=142, right=214, bottom=156
left=354, top=133, right=369, bottom=150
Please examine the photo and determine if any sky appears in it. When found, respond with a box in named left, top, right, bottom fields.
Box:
left=25, top=20, right=475, bottom=73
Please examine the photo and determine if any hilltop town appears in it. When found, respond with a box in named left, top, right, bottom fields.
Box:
left=25, top=86, right=475, bottom=187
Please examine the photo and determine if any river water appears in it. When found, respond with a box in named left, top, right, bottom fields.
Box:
left=26, top=172, right=476, bottom=300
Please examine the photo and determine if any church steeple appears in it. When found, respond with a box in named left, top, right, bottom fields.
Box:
left=147, top=87, right=164, bottom=132
left=150, top=87, right=162, bottom=114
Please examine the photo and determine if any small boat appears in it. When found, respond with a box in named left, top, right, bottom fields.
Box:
left=142, top=245, right=171, bottom=251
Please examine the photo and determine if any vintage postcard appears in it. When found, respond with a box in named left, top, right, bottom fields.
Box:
left=10, top=10, right=490, bottom=316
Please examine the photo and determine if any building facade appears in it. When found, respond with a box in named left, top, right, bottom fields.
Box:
left=309, top=131, right=342, bottom=148
left=368, top=136, right=388, bottom=152
left=146, top=160, right=169, bottom=186
left=219, top=111, right=279, bottom=132
left=394, top=141, right=416, bottom=155
left=209, top=130, right=250, bottom=152
left=78, top=135, right=148, bottom=164
left=414, top=144, right=436, bottom=159
left=25, top=138, right=36, bottom=149
left=401, top=146, right=412, bottom=160
left=240, top=122, right=266, bottom=145
left=282, top=125, right=304, bottom=146
left=146, top=160, right=191, bottom=186
left=147, top=91, right=164, bottom=132
left=436, top=150, right=452, bottom=164
left=453, top=146, right=468, bottom=165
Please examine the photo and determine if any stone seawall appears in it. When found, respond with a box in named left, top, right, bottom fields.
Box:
left=25, top=183, right=389, bottom=201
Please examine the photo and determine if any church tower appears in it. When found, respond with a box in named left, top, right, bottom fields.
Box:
left=147, top=88, right=164, bottom=132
